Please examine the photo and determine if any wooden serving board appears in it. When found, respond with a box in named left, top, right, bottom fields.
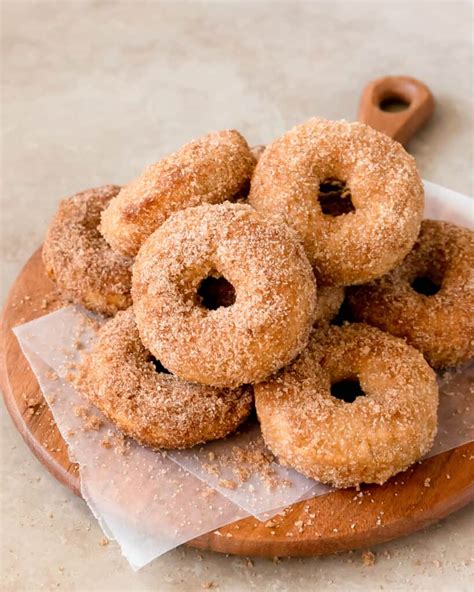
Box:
left=2, top=250, right=474, bottom=558
left=2, top=77, right=473, bottom=557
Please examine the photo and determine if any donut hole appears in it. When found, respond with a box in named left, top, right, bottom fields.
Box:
left=379, top=95, right=410, bottom=112
left=330, top=296, right=354, bottom=326
left=411, top=275, right=441, bottom=296
left=197, top=275, right=236, bottom=310
left=330, top=378, right=365, bottom=403
left=317, top=178, right=355, bottom=217
left=149, top=356, right=172, bottom=375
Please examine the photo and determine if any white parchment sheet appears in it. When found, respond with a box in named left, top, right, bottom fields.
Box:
left=16, top=341, right=249, bottom=571
left=12, top=180, right=474, bottom=569
left=15, top=306, right=326, bottom=522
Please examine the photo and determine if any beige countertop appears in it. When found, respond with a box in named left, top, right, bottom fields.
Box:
left=1, top=2, right=473, bottom=590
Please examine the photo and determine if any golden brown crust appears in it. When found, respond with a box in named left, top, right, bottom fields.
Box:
left=249, top=118, right=424, bottom=286
left=255, top=323, right=438, bottom=487
left=348, top=220, right=474, bottom=369
left=132, top=202, right=317, bottom=388
left=76, top=308, right=253, bottom=449
left=42, top=186, right=133, bottom=316
left=101, top=130, right=256, bottom=257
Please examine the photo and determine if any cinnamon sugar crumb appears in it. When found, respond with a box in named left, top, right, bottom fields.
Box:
left=294, top=520, right=304, bottom=533
left=113, top=433, right=130, bottom=456
left=84, top=415, right=102, bottom=431
left=100, top=436, right=112, bottom=449
left=73, top=405, right=102, bottom=431
left=218, top=479, right=237, bottom=490
left=73, top=405, right=89, bottom=418
left=361, top=550, right=376, bottom=566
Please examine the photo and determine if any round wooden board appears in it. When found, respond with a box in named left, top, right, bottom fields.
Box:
left=1, top=248, right=473, bottom=557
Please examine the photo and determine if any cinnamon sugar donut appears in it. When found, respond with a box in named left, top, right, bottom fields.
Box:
left=249, top=118, right=424, bottom=286
left=132, top=202, right=317, bottom=388
left=348, top=220, right=474, bottom=369
left=76, top=308, right=253, bottom=449
left=314, top=286, right=345, bottom=325
left=255, top=323, right=438, bottom=487
left=101, top=130, right=256, bottom=257
left=42, top=186, right=132, bottom=316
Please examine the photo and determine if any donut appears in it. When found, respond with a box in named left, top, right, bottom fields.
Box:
left=255, top=323, right=438, bottom=487
left=230, top=144, right=267, bottom=203
left=42, top=185, right=133, bottom=316
left=314, top=286, right=345, bottom=326
left=132, top=202, right=317, bottom=388
left=101, top=130, right=256, bottom=257
left=348, top=220, right=474, bottom=369
left=76, top=308, right=253, bottom=449
left=249, top=118, right=424, bottom=286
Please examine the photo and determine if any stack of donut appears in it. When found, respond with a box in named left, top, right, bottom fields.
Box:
left=43, top=119, right=473, bottom=488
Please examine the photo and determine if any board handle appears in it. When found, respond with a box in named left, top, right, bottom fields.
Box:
left=358, top=75, right=434, bottom=145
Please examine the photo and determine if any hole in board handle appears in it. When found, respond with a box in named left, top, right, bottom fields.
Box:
left=379, top=96, right=410, bottom=113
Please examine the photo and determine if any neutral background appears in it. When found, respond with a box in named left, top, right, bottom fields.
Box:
left=1, top=1, right=473, bottom=591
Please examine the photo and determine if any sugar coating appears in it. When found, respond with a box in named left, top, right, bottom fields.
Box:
left=101, top=130, right=256, bottom=257
left=249, top=118, right=424, bottom=286
left=314, top=285, right=345, bottom=326
left=348, top=220, right=474, bottom=369
left=132, top=202, right=317, bottom=388
left=41, top=122, right=451, bottom=487
left=254, top=323, right=439, bottom=488
left=42, top=185, right=133, bottom=316
left=75, top=308, right=253, bottom=449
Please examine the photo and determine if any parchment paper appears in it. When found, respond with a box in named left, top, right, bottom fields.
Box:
left=16, top=339, right=249, bottom=571
left=12, top=180, right=474, bottom=569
